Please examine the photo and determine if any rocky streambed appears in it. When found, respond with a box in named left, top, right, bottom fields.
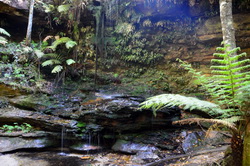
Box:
left=0, top=83, right=230, bottom=165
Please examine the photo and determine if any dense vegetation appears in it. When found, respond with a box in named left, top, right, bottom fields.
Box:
left=0, top=0, right=250, bottom=165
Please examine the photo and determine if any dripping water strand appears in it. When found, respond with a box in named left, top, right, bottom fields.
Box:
left=59, top=125, right=66, bottom=155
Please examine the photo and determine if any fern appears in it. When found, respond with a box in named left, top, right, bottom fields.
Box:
left=209, top=46, right=250, bottom=111
left=34, top=49, right=44, bottom=59
left=0, top=28, right=10, bottom=45
left=66, top=40, right=77, bottom=49
left=47, top=37, right=73, bottom=51
left=140, top=94, right=224, bottom=117
left=141, top=45, right=249, bottom=119
left=42, top=59, right=61, bottom=67
left=0, top=36, right=8, bottom=45
left=52, top=65, right=63, bottom=73
left=66, top=59, right=75, bottom=65
left=173, top=117, right=239, bottom=134
left=57, top=4, right=71, bottom=13
left=0, top=28, right=10, bottom=37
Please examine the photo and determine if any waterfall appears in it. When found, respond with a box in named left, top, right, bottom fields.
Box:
left=59, top=125, right=66, bottom=155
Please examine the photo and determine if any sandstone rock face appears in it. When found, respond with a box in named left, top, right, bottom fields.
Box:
left=0, top=136, right=54, bottom=152
left=0, top=0, right=29, bottom=10
left=112, top=139, right=159, bottom=154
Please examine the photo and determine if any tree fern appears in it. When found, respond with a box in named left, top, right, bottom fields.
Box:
left=141, top=44, right=249, bottom=121
left=173, top=117, right=240, bottom=134
left=209, top=46, right=250, bottom=111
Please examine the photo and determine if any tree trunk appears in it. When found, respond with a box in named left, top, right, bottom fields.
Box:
left=25, top=0, right=35, bottom=46
left=219, top=0, right=236, bottom=52
left=219, top=1, right=246, bottom=165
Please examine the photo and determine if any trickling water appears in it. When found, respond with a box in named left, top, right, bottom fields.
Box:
left=86, top=132, right=92, bottom=154
left=59, top=125, right=67, bottom=156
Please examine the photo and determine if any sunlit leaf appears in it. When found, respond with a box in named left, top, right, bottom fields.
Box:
left=51, top=65, right=63, bottom=73
left=66, top=59, right=75, bottom=65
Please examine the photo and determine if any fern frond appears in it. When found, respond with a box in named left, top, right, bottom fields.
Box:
left=215, top=46, right=226, bottom=52
left=48, top=37, right=72, bottom=51
left=230, top=59, right=250, bottom=68
left=211, top=70, right=230, bottom=75
left=65, top=40, right=77, bottom=49
left=213, top=53, right=227, bottom=58
left=0, top=28, right=10, bottom=37
left=34, top=49, right=44, bottom=58
left=66, top=59, right=75, bottom=65
left=210, top=65, right=229, bottom=70
left=57, top=4, right=71, bottom=13
left=42, top=59, right=61, bottom=67
left=229, top=52, right=247, bottom=61
left=231, top=65, right=250, bottom=73
left=140, top=94, right=223, bottom=117
left=0, top=36, right=8, bottom=45
left=51, top=65, right=63, bottom=73
left=211, top=59, right=228, bottom=64
left=173, top=118, right=238, bottom=133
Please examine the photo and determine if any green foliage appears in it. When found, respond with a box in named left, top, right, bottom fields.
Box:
left=209, top=46, right=250, bottom=108
left=140, top=94, right=224, bottom=117
left=47, top=37, right=73, bottom=51
left=141, top=45, right=250, bottom=120
left=0, top=27, right=10, bottom=45
left=65, top=41, right=77, bottom=49
left=0, top=123, right=33, bottom=133
left=109, top=22, right=164, bottom=68
left=41, top=36, right=77, bottom=74
left=57, top=4, right=71, bottom=13
left=51, top=65, right=63, bottom=73
left=0, top=28, right=10, bottom=37
left=75, top=122, right=87, bottom=137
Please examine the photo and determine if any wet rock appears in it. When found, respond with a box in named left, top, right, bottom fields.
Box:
left=0, top=97, right=9, bottom=108
left=9, top=94, right=52, bottom=111
left=9, top=93, right=84, bottom=118
left=0, top=152, right=89, bottom=166
left=0, top=108, right=77, bottom=132
left=181, top=130, right=231, bottom=153
left=181, top=131, right=204, bottom=153
left=77, top=95, right=180, bottom=132
left=70, top=143, right=102, bottom=152
left=0, top=130, right=57, bottom=138
left=131, top=151, right=159, bottom=164
left=0, top=136, right=54, bottom=153
left=112, top=139, right=159, bottom=154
